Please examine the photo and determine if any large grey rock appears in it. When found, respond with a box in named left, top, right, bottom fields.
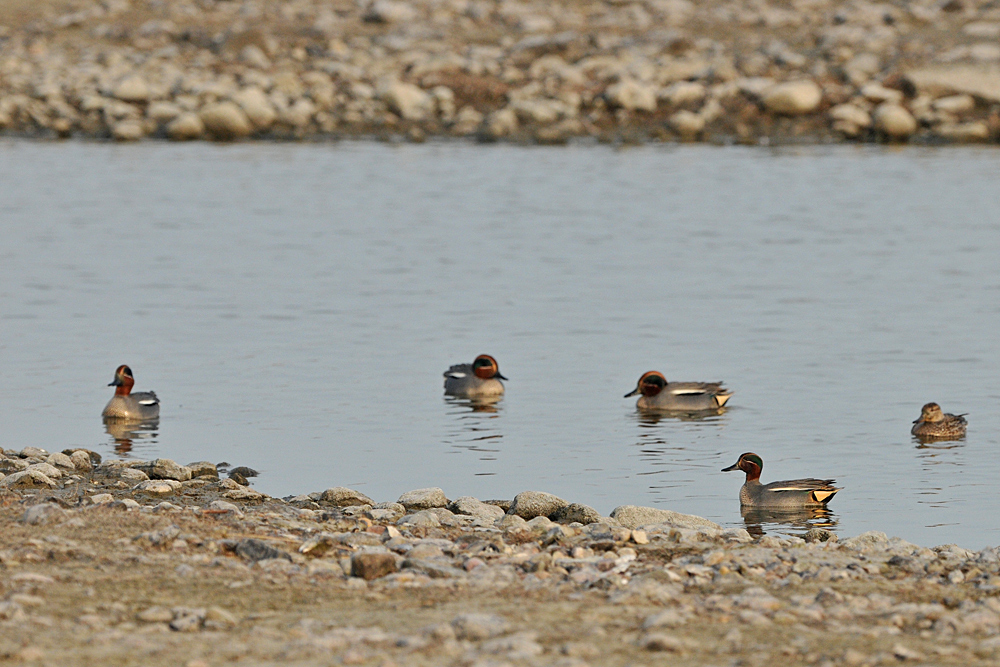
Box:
left=136, top=459, right=192, bottom=482
left=0, top=470, right=57, bottom=489
left=508, top=491, right=568, bottom=519
left=320, top=487, right=374, bottom=507
left=761, top=80, right=822, bottom=115
left=873, top=103, right=917, bottom=138
left=27, top=462, right=62, bottom=479
left=398, top=487, right=448, bottom=510
left=46, top=452, right=76, bottom=470
left=448, top=496, right=505, bottom=520
left=0, top=458, right=29, bottom=473
left=841, top=531, right=889, bottom=551
left=610, top=506, right=720, bottom=530
left=199, top=102, right=253, bottom=140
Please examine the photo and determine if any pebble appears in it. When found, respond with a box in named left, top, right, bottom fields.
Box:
left=199, top=102, right=254, bottom=141
left=21, top=503, right=66, bottom=525
left=873, top=103, right=918, bottom=138
left=761, top=80, right=823, bottom=114
left=448, top=496, right=506, bottom=520
left=451, top=613, right=509, bottom=640
left=1, top=470, right=57, bottom=489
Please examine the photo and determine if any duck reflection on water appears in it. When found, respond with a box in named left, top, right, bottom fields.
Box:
left=738, top=505, right=839, bottom=539
left=443, top=395, right=504, bottom=470
left=104, top=419, right=159, bottom=455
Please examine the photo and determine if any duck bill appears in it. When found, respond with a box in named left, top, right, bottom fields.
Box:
left=108, top=378, right=123, bottom=387
left=623, top=387, right=640, bottom=398
left=721, top=462, right=740, bottom=472
left=496, top=372, right=508, bottom=381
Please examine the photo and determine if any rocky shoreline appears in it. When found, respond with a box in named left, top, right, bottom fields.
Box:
left=1, top=0, right=999, bottom=145
left=4, top=447, right=1000, bottom=665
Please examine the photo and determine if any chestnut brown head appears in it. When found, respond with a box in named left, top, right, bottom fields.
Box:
left=624, top=371, right=667, bottom=398
left=721, top=452, right=763, bottom=481
left=472, top=355, right=507, bottom=381
left=109, top=365, right=135, bottom=395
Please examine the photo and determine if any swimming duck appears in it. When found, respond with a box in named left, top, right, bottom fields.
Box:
left=624, top=371, right=732, bottom=411
left=911, top=402, right=967, bottom=439
left=722, top=452, right=839, bottom=508
left=102, top=365, right=160, bottom=421
left=443, top=354, right=507, bottom=398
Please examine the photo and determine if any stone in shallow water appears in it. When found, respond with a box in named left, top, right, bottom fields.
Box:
left=508, top=491, right=568, bottom=519
left=398, top=487, right=448, bottom=510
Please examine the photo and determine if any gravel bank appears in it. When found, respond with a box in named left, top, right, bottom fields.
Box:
left=1, top=0, right=999, bottom=144
left=3, top=446, right=1000, bottom=665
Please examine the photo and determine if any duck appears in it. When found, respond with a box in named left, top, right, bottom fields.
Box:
left=722, top=452, right=839, bottom=508
left=911, top=402, right=967, bottom=439
left=443, top=354, right=507, bottom=398
left=624, top=371, right=732, bottom=411
left=102, top=365, right=160, bottom=421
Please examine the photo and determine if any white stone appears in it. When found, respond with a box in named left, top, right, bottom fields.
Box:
left=147, top=101, right=183, bottom=123
left=668, top=110, right=705, bottom=137
left=167, top=112, right=205, bottom=140
left=484, top=107, right=518, bottom=138
left=380, top=81, right=434, bottom=121
left=240, top=45, right=271, bottom=70
left=935, top=121, right=990, bottom=141
left=761, top=80, right=822, bottom=114
left=860, top=83, right=903, bottom=104
left=932, top=94, right=975, bottom=113
left=112, top=119, right=145, bottom=141
left=133, top=479, right=182, bottom=495
left=114, top=75, right=150, bottom=103
left=660, top=81, right=706, bottom=106
left=199, top=102, right=253, bottom=140
left=873, top=103, right=917, bottom=138
left=605, top=79, right=658, bottom=112
left=398, top=488, right=449, bottom=510
left=232, top=87, right=277, bottom=130
left=829, top=103, right=872, bottom=128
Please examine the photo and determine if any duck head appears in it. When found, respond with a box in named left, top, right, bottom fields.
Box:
left=915, top=402, right=944, bottom=424
left=722, top=452, right=763, bottom=482
left=473, top=354, right=507, bottom=381
left=624, top=371, right=667, bottom=398
left=109, top=365, right=135, bottom=396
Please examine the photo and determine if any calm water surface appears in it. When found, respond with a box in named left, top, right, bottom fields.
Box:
left=1, top=140, right=998, bottom=547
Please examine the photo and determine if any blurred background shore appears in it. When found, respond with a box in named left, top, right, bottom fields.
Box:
left=0, top=0, right=998, bottom=144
